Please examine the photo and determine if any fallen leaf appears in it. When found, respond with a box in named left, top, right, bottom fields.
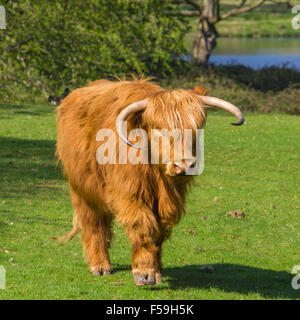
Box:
left=188, top=229, right=196, bottom=235
left=226, top=210, right=245, bottom=219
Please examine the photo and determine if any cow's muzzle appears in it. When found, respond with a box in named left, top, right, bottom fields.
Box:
left=168, top=158, right=197, bottom=176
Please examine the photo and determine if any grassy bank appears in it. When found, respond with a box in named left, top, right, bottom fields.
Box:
left=2, top=64, right=300, bottom=115
left=162, top=64, right=300, bottom=115
left=187, top=2, right=299, bottom=38
left=217, top=12, right=298, bottom=38
left=0, top=103, right=299, bottom=299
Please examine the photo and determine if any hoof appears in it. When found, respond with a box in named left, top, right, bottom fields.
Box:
left=90, top=265, right=112, bottom=276
left=133, top=269, right=156, bottom=286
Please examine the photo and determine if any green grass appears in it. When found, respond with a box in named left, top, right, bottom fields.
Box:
left=0, top=103, right=299, bottom=299
left=217, top=12, right=299, bottom=38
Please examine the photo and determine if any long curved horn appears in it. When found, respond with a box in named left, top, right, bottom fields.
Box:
left=116, top=99, right=148, bottom=149
left=200, top=96, right=244, bottom=126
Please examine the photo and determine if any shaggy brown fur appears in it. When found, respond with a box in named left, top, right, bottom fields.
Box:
left=56, top=78, right=207, bottom=285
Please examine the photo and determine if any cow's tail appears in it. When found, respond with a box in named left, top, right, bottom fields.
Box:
left=56, top=212, right=81, bottom=243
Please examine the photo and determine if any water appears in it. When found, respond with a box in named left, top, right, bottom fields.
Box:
left=205, top=37, right=300, bottom=70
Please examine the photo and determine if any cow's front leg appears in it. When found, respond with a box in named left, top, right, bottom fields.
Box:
left=130, top=240, right=161, bottom=286
left=116, top=204, right=161, bottom=286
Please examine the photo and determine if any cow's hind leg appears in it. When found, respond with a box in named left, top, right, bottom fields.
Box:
left=70, top=187, right=112, bottom=276
left=82, top=211, right=113, bottom=276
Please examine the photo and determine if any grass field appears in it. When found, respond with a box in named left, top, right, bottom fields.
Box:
left=0, top=103, right=299, bottom=300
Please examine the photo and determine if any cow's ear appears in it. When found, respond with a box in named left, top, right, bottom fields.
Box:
left=127, top=110, right=144, bottom=128
left=194, top=85, right=208, bottom=96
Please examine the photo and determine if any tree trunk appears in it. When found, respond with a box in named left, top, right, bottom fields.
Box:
left=192, top=18, right=217, bottom=64
left=192, top=0, right=218, bottom=64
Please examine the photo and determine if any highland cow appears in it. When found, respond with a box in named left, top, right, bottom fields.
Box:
left=56, top=78, right=243, bottom=286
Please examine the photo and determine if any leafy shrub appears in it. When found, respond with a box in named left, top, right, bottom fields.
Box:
left=213, top=64, right=300, bottom=93
left=162, top=63, right=300, bottom=115
left=0, top=0, right=188, bottom=102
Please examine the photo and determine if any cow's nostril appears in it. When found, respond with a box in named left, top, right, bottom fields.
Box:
left=189, top=161, right=196, bottom=168
left=174, top=163, right=182, bottom=174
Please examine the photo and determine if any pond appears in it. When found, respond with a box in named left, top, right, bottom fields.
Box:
left=206, top=37, right=300, bottom=70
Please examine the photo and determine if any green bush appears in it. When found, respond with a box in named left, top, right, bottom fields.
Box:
left=213, top=64, right=300, bottom=92
left=0, top=0, right=188, bottom=102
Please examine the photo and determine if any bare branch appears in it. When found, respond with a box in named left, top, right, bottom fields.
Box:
left=167, top=10, right=200, bottom=16
left=219, top=0, right=266, bottom=21
left=184, top=0, right=202, bottom=12
left=238, top=0, right=247, bottom=8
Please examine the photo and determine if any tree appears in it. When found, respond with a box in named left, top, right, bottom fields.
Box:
left=171, top=0, right=293, bottom=64
left=0, top=0, right=189, bottom=102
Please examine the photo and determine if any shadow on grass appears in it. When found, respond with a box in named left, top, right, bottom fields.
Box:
left=110, top=263, right=298, bottom=299
left=159, top=264, right=298, bottom=299
left=0, top=137, right=63, bottom=199
left=0, top=104, right=54, bottom=118
left=113, top=265, right=132, bottom=272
